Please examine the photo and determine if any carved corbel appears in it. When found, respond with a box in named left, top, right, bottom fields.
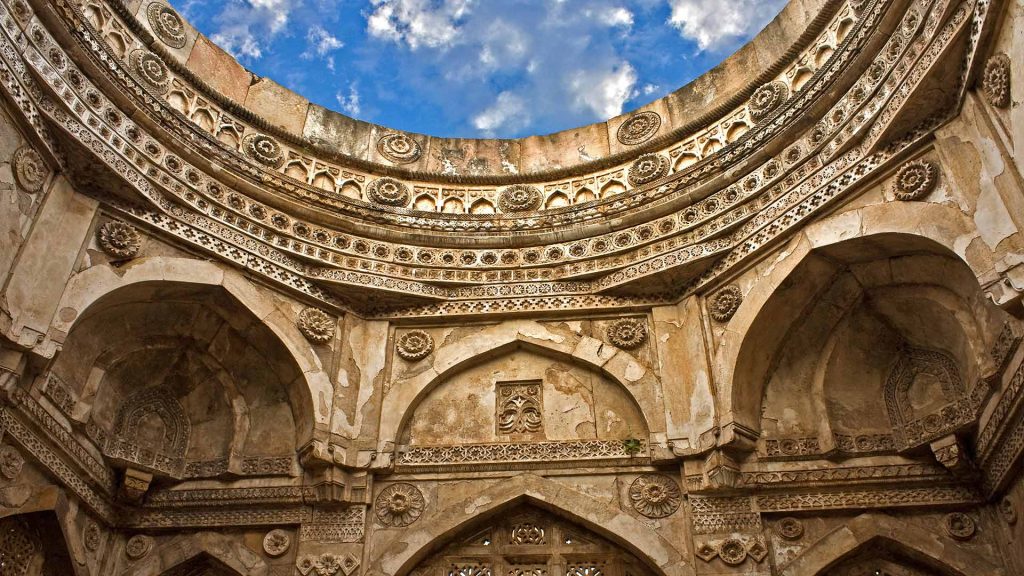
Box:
left=930, top=434, right=976, bottom=479
left=119, top=468, right=152, bottom=504
left=984, top=264, right=1024, bottom=317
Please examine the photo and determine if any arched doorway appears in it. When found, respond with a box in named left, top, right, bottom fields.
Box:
left=0, top=513, right=74, bottom=576
left=410, top=505, right=656, bottom=576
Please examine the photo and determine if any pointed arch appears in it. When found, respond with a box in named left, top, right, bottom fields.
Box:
left=378, top=321, right=664, bottom=448
left=53, top=257, right=332, bottom=443
left=781, top=513, right=1003, bottom=576
left=367, top=474, right=688, bottom=576
left=121, top=533, right=267, bottom=576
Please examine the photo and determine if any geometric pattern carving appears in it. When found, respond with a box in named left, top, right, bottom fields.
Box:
left=299, top=506, right=366, bottom=543
left=396, top=439, right=645, bottom=468
left=0, top=517, right=37, bottom=576
left=496, top=381, right=543, bottom=435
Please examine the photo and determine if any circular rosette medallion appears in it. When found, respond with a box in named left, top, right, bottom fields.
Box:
left=498, top=184, right=543, bottom=213
left=98, top=221, right=141, bottom=259
left=366, top=177, right=411, bottom=207
left=396, top=330, right=434, bottom=361
left=146, top=3, right=187, bottom=49
left=893, top=159, right=938, bottom=201
left=375, top=483, right=425, bottom=527
left=606, top=318, right=648, bottom=350
left=709, top=285, right=742, bottom=322
left=628, top=474, right=681, bottom=518
left=130, top=50, right=170, bottom=94
left=242, top=134, right=285, bottom=168
left=297, top=307, right=334, bottom=344
left=12, top=146, right=48, bottom=193
left=377, top=133, right=422, bottom=164
left=617, top=111, right=661, bottom=145
left=749, top=81, right=789, bottom=122
left=627, top=153, right=669, bottom=187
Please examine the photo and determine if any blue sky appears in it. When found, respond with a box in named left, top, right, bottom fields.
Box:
left=171, top=0, right=787, bottom=138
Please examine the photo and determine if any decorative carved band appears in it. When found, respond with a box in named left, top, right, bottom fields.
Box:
left=396, top=439, right=647, bottom=470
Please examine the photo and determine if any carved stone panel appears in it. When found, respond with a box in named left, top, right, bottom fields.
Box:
left=496, top=380, right=544, bottom=435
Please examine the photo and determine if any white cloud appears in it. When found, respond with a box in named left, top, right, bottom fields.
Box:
left=569, top=62, right=638, bottom=119
left=667, top=0, right=786, bottom=50
left=472, top=92, right=530, bottom=136
left=207, top=0, right=296, bottom=61
left=366, top=0, right=475, bottom=50
left=337, top=84, right=361, bottom=116
left=306, top=25, right=344, bottom=56
left=597, top=7, right=634, bottom=28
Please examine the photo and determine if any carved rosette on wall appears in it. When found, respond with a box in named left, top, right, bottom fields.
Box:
left=297, top=307, right=334, bottom=344
left=145, top=3, right=187, bottom=49
left=396, top=329, right=434, bottom=361
left=982, top=53, right=1011, bottom=108
left=616, top=111, right=661, bottom=145
left=242, top=134, right=285, bottom=169
left=998, top=497, right=1017, bottom=524
left=125, top=534, right=154, bottom=559
left=129, top=50, right=170, bottom=94
left=606, top=318, right=648, bottom=350
left=12, top=146, right=48, bottom=193
left=375, top=483, right=425, bottom=527
left=943, top=512, right=976, bottom=540
left=627, top=153, right=669, bottom=187
left=497, top=184, right=543, bottom=213
left=775, top=517, right=804, bottom=540
left=0, top=445, right=24, bottom=480
left=709, top=285, right=743, bottom=322
left=366, top=177, right=411, bottom=207
left=262, top=529, right=290, bottom=557
left=377, top=133, right=422, bottom=164
left=83, top=521, right=101, bottom=552
left=718, top=538, right=747, bottom=566
left=628, top=474, right=681, bottom=518
left=97, top=221, right=141, bottom=259
left=893, top=159, right=938, bottom=201
left=749, top=81, right=790, bottom=122
left=298, top=553, right=360, bottom=576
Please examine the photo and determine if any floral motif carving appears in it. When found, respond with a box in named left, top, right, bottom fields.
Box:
left=125, top=534, right=153, bottom=559
left=709, top=285, right=742, bottom=322
left=616, top=111, right=661, bottom=145
left=718, top=538, right=747, bottom=565
left=242, top=134, right=285, bottom=168
left=298, top=553, right=357, bottom=576
left=998, top=497, right=1017, bottom=524
left=377, top=133, right=422, bottom=164
left=146, top=3, right=187, bottom=49
left=0, top=445, right=24, bottom=480
left=83, top=521, right=101, bottom=552
left=130, top=50, right=169, bottom=94
left=375, top=483, right=425, bottom=527
left=498, top=184, right=543, bottom=213
left=749, top=81, right=789, bottom=121
left=606, top=318, right=648, bottom=350
left=12, top=146, right=47, bottom=193
left=396, top=330, right=434, bottom=361
left=943, top=512, right=975, bottom=540
left=497, top=381, right=543, bottom=434
left=893, top=159, right=938, bottom=201
left=263, top=528, right=290, bottom=557
left=776, top=517, right=804, bottom=540
left=366, top=177, right=411, bottom=207
left=98, top=221, right=141, bottom=259
left=627, top=153, right=669, bottom=187
left=297, top=307, right=334, bottom=344
left=628, top=474, right=681, bottom=518
left=982, top=54, right=1010, bottom=108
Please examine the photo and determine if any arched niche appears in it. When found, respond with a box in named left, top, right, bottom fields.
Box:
left=0, top=512, right=74, bottom=576
left=367, top=474, right=688, bottom=576
left=739, top=233, right=1007, bottom=453
left=411, top=504, right=656, bottom=576
left=781, top=514, right=1003, bottom=576
left=398, top=346, right=648, bottom=448
left=48, top=276, right=316, bottom=478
